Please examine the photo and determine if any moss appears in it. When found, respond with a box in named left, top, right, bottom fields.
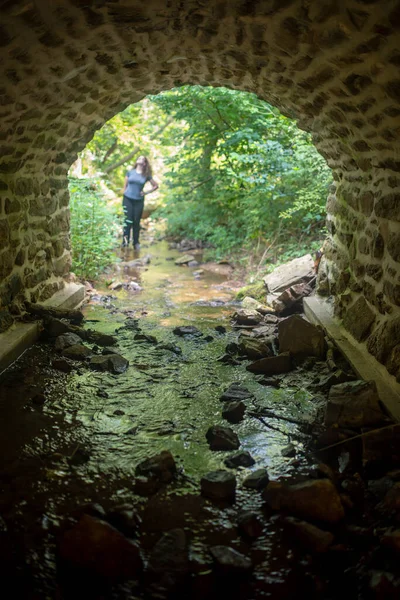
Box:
left=236, top=281, right=266, bottom=302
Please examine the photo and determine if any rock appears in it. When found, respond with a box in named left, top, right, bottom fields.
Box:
left=217, top=354, right=240, bottom=365
left=224, top=451, right=255, bottom=468
left=134, top=333, right=158, bottom=343
left=222, top=401, right=246, bottom=424
left=68, top=447, right=90, bottom=466
left=246, top=353, right=292, bottom=375
left=381, top=530, right=400, bottom=553
left=32, top=393, right=46, bottom=405
left=188, top=260, right=199, bottom=267
left=215, top=325, right=226, bottom=334
left=325, top=380, right=389, bottom=428
left=173, top=325, right=202, bottom=337
left=369, top=570, right=400, bottom=598
left=113, top=409, right=125, bottom=416
left=209, top=545, right=252, bottom=573
left=89, top=354, right=129, bottom=374
left=281, top=443, right=296, bottom=458
left=135, top=450, right=176, bottom=483
left=45, top=316, right=76, bottom=338
left=108, top=281, right=123, bottom=291
left=201, top=471, right=236, bottom=501
left=86, top=331, right=117, bottom=347
left=225, top=342, right=239, bottom=355
left=362, top=425, right=400, bottom=472
left=101, top=346, right=120, bottom=355
left=123, top=318, right=140, bottom=330
left=232, top=309, right=263, bottom=326
left=237, top=511, right=263, bottom=539
left=148, top=529, right=189, bottom=575
left=220, top=383, right=253, bottom=402
left=133, top=476, right=161, bottom=496
left=242, top=469, right=270, bottom=490
left=58, top=515, right=143, bottom=579
left=271, top=283, right=313, bottom=314
left=52, top=358, right=73, bottom=373
left=175, top=254, right=195, bottom=265
left=62, top=344, right=91, bottom=360
left=278, top=315, right=326, bottom=358
left=0, top=308, right=14, bottom=332
left=54, top=332, right=82, bottom=351
left=262, top=479, right=345, bottom=524
left=106, top=504, right=141, bottom=538
left=238, top=337, right=272, bottom=360
left=281, top=516, right=334, bottom=552
left=383, top=482, right=400, bottom=511
left=206, top=425, right=240, bottom=451
left=263, top=254, right=314, bottom=293
left=157, top=342, right=182, bottom=354
left=193, top=269, right=204, bottom=277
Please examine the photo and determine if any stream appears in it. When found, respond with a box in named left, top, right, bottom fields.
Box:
left=0, top=234, right=332, bottom=599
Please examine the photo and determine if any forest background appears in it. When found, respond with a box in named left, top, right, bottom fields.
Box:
left=68, top=86, right=333, bottom=280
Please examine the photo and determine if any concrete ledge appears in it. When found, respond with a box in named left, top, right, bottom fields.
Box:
left=0, top=282, right=85, bottom=375
left=304, top=295, right=400, bottom=422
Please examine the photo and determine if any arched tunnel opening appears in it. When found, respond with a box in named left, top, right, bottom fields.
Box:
left=1, top=1, right=400, bottom=597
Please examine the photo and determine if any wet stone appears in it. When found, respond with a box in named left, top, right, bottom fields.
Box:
left=215, top=325, right=226, bottom=334
left=54, top=332, right=82, bottom=351
left=157, top=342, right=182, bottom=354
left=242, top=468, right=270, bottom=490
left=238, top=337, right=272, bottom=359
left=148, top=528, right=189, bottom=575
left=106, top=504, right=141, bottom=538
left=246, top=353, right=292, bottom=375
left=210, top=545, right=252, bottom=573
left=381, top=529, right=400, bottom=553
left=222, top=401, right=246, bottom=424
left=224, top=451, right=255, bottom=468
left=135, top=450, right=176, bottom=483
left=62, top=344, right=92, bottom=361
left=31, top=393, right=46, bottom=406
left=281, top=443, right=296, bottom=458
left=237, top=511, right=263, bottom=539
left=134, top=333, right=158, bottom=344
left=325, top=380, right=389, bottom=428
left=220, top=383, right=253, bottom=402
left=52, top=358, right=73, bottom=373
left=89, top=354, right=129, bottom=374
left=278, top=315, right=326, bottom=358
left=175, top=254, right=195, bottom=265
left=280, top=516, right=335, bottom=552
left=87, top=331, right=117, bottom=347
left=206, top=425, right=240, bottom=451
left=201, top=470, right=236, bottom=501
left=263, top=479, right=345, bottom=524
left=113, top=409, right=125, bottom=416
left=232, top=308, right=263, bottom=326
left=101, top=346, right=120, bottom=355
left=173, top=325, right=203, bottom=337
left=58, top=514, right=143, bottom=579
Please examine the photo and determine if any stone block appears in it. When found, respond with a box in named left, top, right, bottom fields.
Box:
left=325, top=380, right=388, bottom=428
left=263, top=254, right=314, bottom=294
left=278, top=314, right=326, bottom=358
left=342, top=296, right=376, bottom=342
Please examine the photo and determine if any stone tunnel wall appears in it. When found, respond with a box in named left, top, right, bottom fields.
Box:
left=0, top=0, right=400, bottom=379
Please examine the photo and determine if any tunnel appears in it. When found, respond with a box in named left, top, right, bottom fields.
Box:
left=0, top=0, right=400, bottom=383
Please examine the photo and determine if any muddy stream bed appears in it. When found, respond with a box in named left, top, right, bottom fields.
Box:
left=0, top=237, right=398, bottom=599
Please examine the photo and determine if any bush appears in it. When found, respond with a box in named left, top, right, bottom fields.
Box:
left=68, top=176, right=121, bottom=280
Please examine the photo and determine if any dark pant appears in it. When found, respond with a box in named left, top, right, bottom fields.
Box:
left=123, top=196, right=144, bottom=245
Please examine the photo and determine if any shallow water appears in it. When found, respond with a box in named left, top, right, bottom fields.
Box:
left=0, top=236, right=323, bottom=598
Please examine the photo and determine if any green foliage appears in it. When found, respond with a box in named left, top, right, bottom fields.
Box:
left=68, top=176, right=120, bottom=280
left=149, top=86, right=332, bottom=262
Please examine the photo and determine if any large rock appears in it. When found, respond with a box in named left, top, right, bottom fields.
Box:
left=58, top=515, right=143, bottom=579
left=246, top=353, right=292, bottom=375
left=242, top=468, right=270, bottom=490
left=62, top=344, right=91, bottom=360
left=175, top=254, right=195, bottom=265
left=148, top=529, right=189, bottom=575
left=206, top=425, right=240, bottom=450
left=222, top=401, right=246, bottom=424
left=281, top=516, right=334, bottom=552
left=55, top=332, right=82, bottom=351
left=209, top=546, right=252, bottom=573
left=238, top=337, right=272, bottom=360
left=343, top=296, right=376, bottom=342
left=224, top=451, right=255, bottom=468
left=89, top=354, right=129, bottom=374
left=220, top=383, right=253, bottom=402
left=237, top=511, right=263, bottom=539
left=135, top=450, right=176, bottom=483
left=362, top=424, right=400, bottom=470
left=173, top=325, right=202, bottom=337
left=232, top=309, right=263, bottom=326
left=278, top=315, right=326, bottom=358
left=201, top=470, right=236, bottom=501
left=263, top=254, right=314, bottom=293
left=324, top=380, right=388, bottom=428
left=262, top=479, right=345, bottom=524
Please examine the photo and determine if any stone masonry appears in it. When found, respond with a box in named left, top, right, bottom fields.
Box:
left=0, top=0, right=400, bottom=378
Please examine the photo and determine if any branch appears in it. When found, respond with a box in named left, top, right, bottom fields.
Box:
left=101, top=139, right=119, bottom=165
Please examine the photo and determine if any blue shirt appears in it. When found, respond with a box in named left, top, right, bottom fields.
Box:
left=125, top=169, right=150, bottom=200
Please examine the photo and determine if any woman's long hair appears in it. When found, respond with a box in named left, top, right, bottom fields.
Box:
left=133, top=156, right=152, bottom=179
